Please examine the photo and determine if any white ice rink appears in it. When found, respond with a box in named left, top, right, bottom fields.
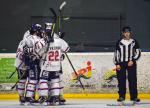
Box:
left=0, top=99, right=150, bottom=108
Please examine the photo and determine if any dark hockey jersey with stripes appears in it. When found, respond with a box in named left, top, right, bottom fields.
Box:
left=114, top=38, right=141, bottom=65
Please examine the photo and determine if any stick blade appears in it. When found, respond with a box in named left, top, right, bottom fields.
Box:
left=11, top=85, right=16, bottom=90
left=49, top=8, right=57, bottom=16
left=59, top=1, right=66, bottom=11
left=49, top=8, right=57, bottom=22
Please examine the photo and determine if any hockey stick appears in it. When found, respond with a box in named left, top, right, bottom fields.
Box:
left=11, top=69, right=27, bottom=89
left=58, top=1, right=70, bottom=38
left=59, top=1, right=66, bottom=11
left=43, top=8, right=57, bottom=65
left=58, top=1, right=66, bottom=35
left=65, top=53, right=85, bottom=90
left=50, top=8, right=57, bottom=23
left=11, top=51, right=32, bottom=89
left=6, top=69, right=16, bottom=79
left=6, top=61, right=24, bottom=79
left=48, top=8, right=57, bottom=41
left=58, top=1, right=85, bottom=90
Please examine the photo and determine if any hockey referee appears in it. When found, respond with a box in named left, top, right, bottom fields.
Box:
left=114, top=26, right=141, bottom=103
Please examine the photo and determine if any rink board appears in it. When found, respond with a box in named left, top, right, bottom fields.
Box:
left=0, top=53, right=150, bottom=99
left=0, top=93, right=150, bottom=100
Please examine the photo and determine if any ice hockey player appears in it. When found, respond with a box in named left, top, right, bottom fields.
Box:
left=35, top=22, right=69, bottom=105
left=14, top=39, right=28, bottom=105
left=23, top=24, right=42, bottom=40
left=45, top=23, right=66, bottom=103
left=23, top=24, right=42, bottom=104
left=14, top=24, right=42, bottom=105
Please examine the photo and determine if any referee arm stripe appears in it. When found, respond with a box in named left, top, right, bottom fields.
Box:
left=114, top=49, right=120, bottom=65
left=133, top=49, right=141, bottom=60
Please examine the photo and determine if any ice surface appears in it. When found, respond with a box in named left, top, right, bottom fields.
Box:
left=0, top=99, right=150, bottom=108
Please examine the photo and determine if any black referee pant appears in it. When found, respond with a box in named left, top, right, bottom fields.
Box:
left=116, top=61, right=138, bottom=100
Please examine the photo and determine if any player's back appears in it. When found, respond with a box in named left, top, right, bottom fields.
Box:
left=25, top=34, right=41, bottom=48
left=41, top=36, right=69, bottom=72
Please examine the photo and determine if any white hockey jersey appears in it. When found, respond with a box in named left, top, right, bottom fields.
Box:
left=24, top=34, right=41, bottom=58
left=35, top=34, right=69, bottom=71
left=14, top=40, right=26, bottom=70
left=23, top=30, right=30, bottom=40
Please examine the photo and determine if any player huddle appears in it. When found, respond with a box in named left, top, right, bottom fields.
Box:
left=14, top=22, right=69, bottom=105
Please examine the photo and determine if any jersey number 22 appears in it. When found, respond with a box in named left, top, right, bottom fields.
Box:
left=48, top=51, right=59, bottom=61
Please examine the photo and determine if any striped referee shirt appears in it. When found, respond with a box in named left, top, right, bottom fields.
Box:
left=114, top=38, right=141, bottom=65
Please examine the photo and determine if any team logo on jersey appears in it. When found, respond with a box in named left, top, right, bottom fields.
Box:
left=71, top=61, right=92, bottom=82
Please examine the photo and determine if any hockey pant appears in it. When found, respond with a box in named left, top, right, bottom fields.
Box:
left=17, top=69, right=27, bottom=97
left=39, top=71, right=63, bottom=97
